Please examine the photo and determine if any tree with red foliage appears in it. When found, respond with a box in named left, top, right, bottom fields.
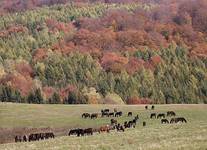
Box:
left=101, top=52, right=128, bottom=73
left=127, top=96, right=152, bottom=104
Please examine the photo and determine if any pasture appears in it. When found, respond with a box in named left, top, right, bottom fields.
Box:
left=0, top=103, right=207, bottom=150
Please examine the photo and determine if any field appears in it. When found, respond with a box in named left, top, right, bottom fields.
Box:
left=0, top=103, right=207, bottom=150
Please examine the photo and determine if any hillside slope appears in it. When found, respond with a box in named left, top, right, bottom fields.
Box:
left=0, top=0, right=206, bottom=104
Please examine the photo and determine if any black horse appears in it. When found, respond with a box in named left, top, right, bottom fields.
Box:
left=115, top=111, right=122, bottom=117
left=150, top=113, right=156, bottom=119
left=128, top=112, right=132, bottom=117
left=82, top=113, right=90, bottom=118
left=108, top=112, right=114, bottom=117
left=161, top=119, right=169, bottom=124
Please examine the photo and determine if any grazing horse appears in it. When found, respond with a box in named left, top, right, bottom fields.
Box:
left=99, top=125, right=110, bottom=133
left=150, top=113, right=156, bottom=119
left=101, top=111, right=109, bottom=117
left=23, top=135, right=27, bottom=142
left=124, top=121, right=136, bottom=128
left=15, top=135, right=22, bottom=142
left=111, top=119, right=117, bottom=125
left=84, top=128, right=93, bottom=135
left=161, top=119, right=169, bottom=124
left=91, top=113, right=98, bottom=119
left=115, top=111, right=122, bottom=117
left=82, top=113, right=90, bottom=118
left=143, top=121, right=146, bottom=126
left=157, top=113, right=165, bottom=119
left=171, top=117, right=187, bottom=123
left=28, top=134, right=36, bottom=142
left=76, top=129, right=84, bottom=137
left=170, top=118, right=175, bottom=124
left=167, top=111, right=176, bottom=117
left=45, top=132, right=55, bottom=139
left=145, top=105, right=148, bottom=110
left=128, top=112, right=132, bottom=117
left=151, top=105, right=155, bottom=110
left=176, top=117, right=187, bottom=123
left=68, top=129, right=79, bottom=136
left=108, top=112, right=114, bottom=117
left=116, top=124, right=125, bottom=132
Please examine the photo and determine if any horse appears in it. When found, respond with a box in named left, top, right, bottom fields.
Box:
left=150, top=113, right=156, bottom=119
left=171, top=117, right=187, bottom=123
left=82, top=113, right=90, bottom=118
left=176, top=117, right=187, bottom=123
left=45, top=132, right=55, bottom=139
left=124, top=121, right=135, bottom=128
left=167, top=111, right=176, bottom=117
left=15, top=135, right=22, bottom=142
left=108, top=112, right=114, bottom=117
left=22, top=135, right=27, bottom=142
left=91, top=113, right=98, bottom=119
left=128, top=112, right=132, bottom=117
left=116, top=124, right=125, bottom=132
left=115, top=111, right=122, bottom=117
left=101, top=111, right=109, bottom=117
left=151, top=105, right=155, bottom=110
left=145, top=105, right=148, bottom=110
left=99, top=125, right=110, bottom=133
left=68, top=129, right=79, bottom=136
left=161, top=119, right=169, bottom=124
left=111, top=119, right=117, bottom=125
left=84, top=128, right=93, bottom=135
left=143, top=121, right=146, bottom=126
left=157, top=113, right=165, bottom=119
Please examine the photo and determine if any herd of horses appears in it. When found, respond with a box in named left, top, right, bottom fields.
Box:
left=68, top=105, right=187, bottom=137
left=14, top=105, right=187, bottom=142
left=15, top=132, right=54, bottom=142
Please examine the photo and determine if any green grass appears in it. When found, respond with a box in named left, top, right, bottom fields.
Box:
left=0, top=103, right=207, bottom=150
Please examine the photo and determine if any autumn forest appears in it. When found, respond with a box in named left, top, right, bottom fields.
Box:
left=0, top=0, right=206, bottom=104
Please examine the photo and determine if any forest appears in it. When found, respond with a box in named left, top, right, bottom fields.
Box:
left=0, top=0, right=206, bottom=104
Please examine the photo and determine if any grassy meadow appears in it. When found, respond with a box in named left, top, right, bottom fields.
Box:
left=0, top=103, right=207, bottom=150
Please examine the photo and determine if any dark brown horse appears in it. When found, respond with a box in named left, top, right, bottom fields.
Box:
left=91, top=113, right=98, bottom=119
left=157, top=113, right=165, bottom=119
left=167, top=111, right=176, bottom=117
left=84, top=128, right=93, bottom=135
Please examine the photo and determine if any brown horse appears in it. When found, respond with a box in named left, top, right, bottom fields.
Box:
left=99, top=125, right=110, bottom=133
left=91, top=113, right=98, bottom=119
